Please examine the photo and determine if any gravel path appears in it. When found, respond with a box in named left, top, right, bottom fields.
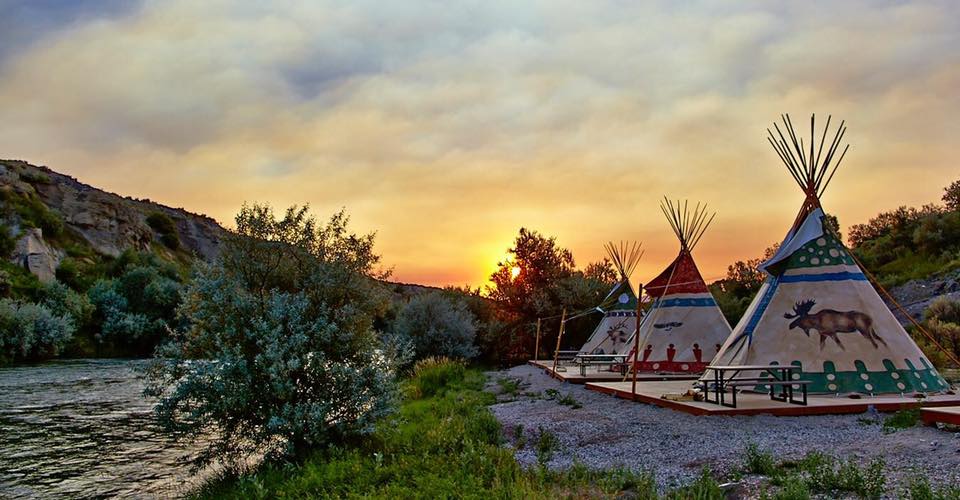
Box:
left=486, top=364, right=960, bottom=494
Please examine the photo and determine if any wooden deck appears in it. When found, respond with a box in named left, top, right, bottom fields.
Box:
left=922, top=406, right=960, bottom=426
left=585, top=379, right=960, bottom=416
left=527, top=360, right=700, bottom=385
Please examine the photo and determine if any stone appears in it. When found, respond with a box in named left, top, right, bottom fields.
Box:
left=11, top=228, right=62, bottom=283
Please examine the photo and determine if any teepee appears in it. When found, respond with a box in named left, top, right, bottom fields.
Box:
left=708, top=114, right=948, bottom=394
left=619, top=199, right=731, bottom=372
left=578, top=241, right=643, bottom=355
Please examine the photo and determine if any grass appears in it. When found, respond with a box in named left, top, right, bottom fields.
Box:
left=900, top=471, right=960, bottom=499
left=746, top=445, right=886, bottom=499
left=544, top=388, right=583, bottom=409
left=882, top=408, right=921, bottom=433
left=497, top=376, right=521, bottom=396
left=194, top=360, right=723, bottom=499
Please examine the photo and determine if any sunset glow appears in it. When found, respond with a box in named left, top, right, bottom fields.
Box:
left=2, top=2, right=958, bottom=288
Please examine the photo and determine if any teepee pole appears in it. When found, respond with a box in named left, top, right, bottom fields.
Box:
left=552, top=308, right=567, bottom=373
left=533, top=318, right=542, bottom=361
left=631, top=288, right=642, bottom=398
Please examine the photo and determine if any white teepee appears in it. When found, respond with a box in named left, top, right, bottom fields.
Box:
left=578, top=241, right=643, bottom=355
left=707, top=114, right=948, bottom=394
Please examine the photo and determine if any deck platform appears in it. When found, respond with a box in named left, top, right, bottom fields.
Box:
left=921, top=406, right=960, bottom=426
left=527, top=360, right=699, bottom=385
left=585, top=379, right=960, bottom=416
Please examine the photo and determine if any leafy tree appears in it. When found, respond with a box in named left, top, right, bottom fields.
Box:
left=944, top=179, right=960, bottom=211
left=146, top=205, right=399, bottom=467
left=88, top=263, right=183, bottom=355
left=709, top=244, right=778, bottom=326
left=392, top=292, right=478, bottom=362
left=485, top=228, right=616, bottom=363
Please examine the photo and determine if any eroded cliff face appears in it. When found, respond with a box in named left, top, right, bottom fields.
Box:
left=1, top=159, right=227, bottom=279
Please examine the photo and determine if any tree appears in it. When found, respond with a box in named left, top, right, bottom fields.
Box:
left=920, top=297, right=960, bottom=367
left=0, top=299, right=75, bottom=364
left=944, top=179, right=960, bottom=211
left=146, top=205, right=399, bottom=467
left=392, top=292, right=478, bottom=362
left=709, top=243, right=778, bottom=326
left=485, top=228, right=616, bottom=363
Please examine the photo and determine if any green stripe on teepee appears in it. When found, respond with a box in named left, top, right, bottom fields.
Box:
left=784, top=232, right=855, bottom=271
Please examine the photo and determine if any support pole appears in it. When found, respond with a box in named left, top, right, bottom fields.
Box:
left=552, top=308, right=567, bottom=373
left=631, top=286, right=642, bottom=399
left=533, top=318, right=542, bottom=362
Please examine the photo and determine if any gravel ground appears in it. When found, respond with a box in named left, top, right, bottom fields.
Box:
left=486, top=364, right=960, bottom=495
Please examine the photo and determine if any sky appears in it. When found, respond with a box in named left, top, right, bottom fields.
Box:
left=1, top=1, right=958, bottom=288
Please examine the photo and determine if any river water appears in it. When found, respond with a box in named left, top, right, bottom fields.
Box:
left=0, top=359, right=201, bottom=499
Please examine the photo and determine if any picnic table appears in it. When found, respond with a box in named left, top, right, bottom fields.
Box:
left=701, top=364, right=810, bottom=408
left=572, top=353, right=629, bottom=376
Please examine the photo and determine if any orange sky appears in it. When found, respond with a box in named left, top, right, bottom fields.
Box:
left=1, top=1, right=958, bottom=288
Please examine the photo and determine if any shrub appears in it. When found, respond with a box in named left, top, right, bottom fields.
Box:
left=407, top=357, right=466, bottom=399
left=535, top=426, right=560, bottom=465
left=146, top=205, right=398, bottom=468
left=745, top=443, right=777, bottom=475
left=392, top=292, right=479, bottom=362
left=40, top=281, right=93, bottom=331
left=0, top=223, right=14, bottom=258
left=87, top=261, right=183, bottom=353
left=0, top=299, right=75, bottom=364
left=902, top=471, right=960, bottom=499
left=667, top=467, right=724, bottom=500
left=146, top=212, right=180, bottom=250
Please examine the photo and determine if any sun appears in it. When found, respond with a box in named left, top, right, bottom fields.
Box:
left=510, top=266, right=521, bottom=280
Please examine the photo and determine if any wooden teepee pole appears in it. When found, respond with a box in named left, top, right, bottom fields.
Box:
left=533, top=318, right=542, bottom=362
left=552, top=308, right=567, bottom=372
left=631, top=286, right=642, bottom=399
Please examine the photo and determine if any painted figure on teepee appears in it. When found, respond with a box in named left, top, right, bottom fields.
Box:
left=708, top=114, right=949, bottom=394
left=620, top=199, right=731, bottom=373
left=578, top=241, right=643, bottom=355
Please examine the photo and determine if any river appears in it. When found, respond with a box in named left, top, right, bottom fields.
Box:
left=0, top=359, right=203, bottom=499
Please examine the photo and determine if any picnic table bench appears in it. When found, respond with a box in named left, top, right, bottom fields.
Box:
left=571, top=353, right=629, bottom=376
left=701, top=364, right=810, bottom=408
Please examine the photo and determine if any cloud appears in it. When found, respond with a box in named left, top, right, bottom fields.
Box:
left=0, top=0, right=958, bottom=286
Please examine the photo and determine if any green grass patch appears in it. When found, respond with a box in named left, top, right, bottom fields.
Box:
left=882, top=408, right=921, bottom=433
left=497, top=376, right=521, bottom=396
left=193, top=361, right=723, bottom=499
left=544, top=388, right=583, bottom=409
left=746, top=445, right=887, bottom=499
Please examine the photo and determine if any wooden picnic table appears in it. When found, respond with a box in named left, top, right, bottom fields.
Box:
left=701, top=364, right=810, bottom=408
left=572, top=353, right=629, bottom=376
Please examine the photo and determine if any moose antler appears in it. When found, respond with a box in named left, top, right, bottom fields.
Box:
left=784, top=299, right=816, bottom=319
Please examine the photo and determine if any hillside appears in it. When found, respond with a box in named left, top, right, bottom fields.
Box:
left=1, top=159, right=225, bottom=280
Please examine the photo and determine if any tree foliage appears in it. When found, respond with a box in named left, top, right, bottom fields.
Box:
left=392, top=292, right=479, bottom=363
left=146, top=205, right=399, bottom=467
left=485, top=228, right=617, bottom=363
left=708, top=244, right=779, bottom=326
left=0, top=299, right=75, bottom=364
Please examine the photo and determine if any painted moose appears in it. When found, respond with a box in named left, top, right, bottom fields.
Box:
left=783, top=299, right=888, bottom=350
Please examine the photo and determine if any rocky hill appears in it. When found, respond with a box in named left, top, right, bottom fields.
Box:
left=1, top=159, right=226, bottom=282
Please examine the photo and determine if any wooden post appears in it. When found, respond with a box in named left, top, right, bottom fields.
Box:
left=533, top=318, right=542, bottom=362
left=631, top=286, right=642, bottom=399
left=552, top=308, right=567, bottom=373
